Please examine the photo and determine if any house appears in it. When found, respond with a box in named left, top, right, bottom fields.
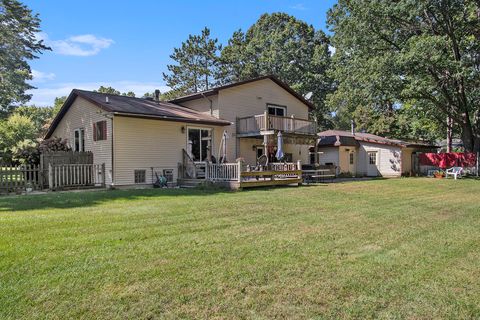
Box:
left=315, top=128, right=438, bottom=177
left=45, top=76, right=316, bottom=187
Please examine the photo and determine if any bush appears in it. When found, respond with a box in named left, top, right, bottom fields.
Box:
left=11, top=137, right=71, bottom=165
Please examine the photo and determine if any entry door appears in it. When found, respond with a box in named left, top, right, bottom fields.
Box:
left=366, top=151, right=379, bottom=176
left=187, top=128, right=211, bottom=161
left=348, top=152, right=356, bottom=175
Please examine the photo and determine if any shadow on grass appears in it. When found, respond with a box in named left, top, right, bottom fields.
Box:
left=0, top=187, right=234, bottom=212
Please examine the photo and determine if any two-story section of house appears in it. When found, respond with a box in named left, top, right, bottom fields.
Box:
left=171, top=76, right=316, bottom=166
left=45, top=76, right=316, bottom=188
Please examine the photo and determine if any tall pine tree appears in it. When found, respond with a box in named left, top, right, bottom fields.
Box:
left=163, top=27, right=221, bottom=99
left=0, top=0, right=50, bottom=116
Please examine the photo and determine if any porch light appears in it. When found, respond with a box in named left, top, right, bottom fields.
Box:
left=181, top=126, right=185, bottom=133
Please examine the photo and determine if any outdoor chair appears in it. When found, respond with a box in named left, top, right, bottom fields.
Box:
left=445, top=167, right=463, bottom=180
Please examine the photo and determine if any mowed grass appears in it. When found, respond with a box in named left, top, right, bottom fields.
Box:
left=1, top=179, right=480, bottom=319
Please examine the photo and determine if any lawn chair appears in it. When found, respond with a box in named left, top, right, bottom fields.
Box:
left=445, top=167, right=463, bottom=180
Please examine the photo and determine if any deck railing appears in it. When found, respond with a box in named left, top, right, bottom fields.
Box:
left=237, top=112, right=316, bottom=135
left=205, top=162, right=241, bottom=181
left=205, top=161, right=302, bottom=187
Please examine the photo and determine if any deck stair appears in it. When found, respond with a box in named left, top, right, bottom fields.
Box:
left=177, top=178, right=204, bottom=188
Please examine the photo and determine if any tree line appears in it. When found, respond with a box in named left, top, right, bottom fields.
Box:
left=1, top=0, right=479, bottom=156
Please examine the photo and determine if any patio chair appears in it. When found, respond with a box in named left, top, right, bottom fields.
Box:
left=445, top=167, right=463, bottom=180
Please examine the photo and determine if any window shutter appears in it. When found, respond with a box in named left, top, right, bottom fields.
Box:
left=103, top=121, right=107, bottom=140
left=93, top=123, right=97, bottom=141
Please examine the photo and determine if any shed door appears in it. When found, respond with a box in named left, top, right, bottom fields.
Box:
left=366, top=151, right=379, bottom=176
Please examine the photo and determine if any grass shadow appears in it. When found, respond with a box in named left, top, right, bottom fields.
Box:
left=0, top=187, right=234, bottom=212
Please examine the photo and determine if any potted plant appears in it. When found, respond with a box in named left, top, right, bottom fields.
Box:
left=25, top=182, right=33, bottom=193
left=433, top=170, right=444, bottom=179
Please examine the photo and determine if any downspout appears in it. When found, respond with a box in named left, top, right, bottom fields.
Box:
left=111, top=116, right=114, bottom=188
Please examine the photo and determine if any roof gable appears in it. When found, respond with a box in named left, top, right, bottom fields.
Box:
left=169, top=76, right=314, bottom=110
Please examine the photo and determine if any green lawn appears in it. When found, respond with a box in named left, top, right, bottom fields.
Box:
left=1, top=178, right=480, bottom=319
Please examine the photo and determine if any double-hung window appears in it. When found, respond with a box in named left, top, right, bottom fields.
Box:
left=73, top=128, right=85, bottom=152
left=93, top=120, right=107, bottom=141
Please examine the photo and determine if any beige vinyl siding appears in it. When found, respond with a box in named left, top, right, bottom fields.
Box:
left=180, top=95, right=219, bottom=118
left=401, top=148, right=414, bottom=174
left=174, top=78, right=311, bottom=165
left=113, top=116, right=224, bottom=186
left=50, top=96, right=113, bottom=185
left=217, top=78, right=310, bottom=162
left=357, top=142, right=402, bottom=177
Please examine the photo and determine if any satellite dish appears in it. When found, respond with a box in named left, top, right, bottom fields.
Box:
left=304, top=92, right=313, bottom=100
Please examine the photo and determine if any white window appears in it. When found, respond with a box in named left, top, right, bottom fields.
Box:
left=267, top=104, right=286, bottom=116
left=368, top=152, right=377, bottom=165
left=73, top=128, right=85, bottom=152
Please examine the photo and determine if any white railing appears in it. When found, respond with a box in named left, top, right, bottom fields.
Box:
left=49, top=163, right=105, bottom=190
left=205, top=162, right=241, bottom=181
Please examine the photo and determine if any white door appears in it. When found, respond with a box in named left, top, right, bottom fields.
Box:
left=366, top=151, right=379, bottom=176
left=348, top=152, right=356, bottom=175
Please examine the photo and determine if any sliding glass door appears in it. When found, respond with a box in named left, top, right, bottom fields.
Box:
left=187, top=128, right=211, bottom=161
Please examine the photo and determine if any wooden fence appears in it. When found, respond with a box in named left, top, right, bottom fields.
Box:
left=49, top=163, right=105, bottom=190
left=40, top=151, right=93, bottom=187
left=0, top=164, right=41, bottom=194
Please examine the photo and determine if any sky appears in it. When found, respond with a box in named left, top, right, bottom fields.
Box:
left=24, top=0, right=337, bottom=106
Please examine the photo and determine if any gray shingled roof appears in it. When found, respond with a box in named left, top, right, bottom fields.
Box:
left=317, top=130, right=437, bottom=148
left=45, top=89, right=231, bottom=138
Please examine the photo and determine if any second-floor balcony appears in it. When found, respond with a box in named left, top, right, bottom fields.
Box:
left=237, top=112, right=317, bottom=137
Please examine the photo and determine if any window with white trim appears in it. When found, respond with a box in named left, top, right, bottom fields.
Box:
left=368, top=152, right=377, bottom=165
left=134, top=170, right=146, bottom=184
left=73, top=128, right=85, bottom=152
left=267, top=104, right=286, bottom=116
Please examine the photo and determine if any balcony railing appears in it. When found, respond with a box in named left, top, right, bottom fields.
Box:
left=237, top=112, right=316, bottom=136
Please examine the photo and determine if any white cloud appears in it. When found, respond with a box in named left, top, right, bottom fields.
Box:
left=31, top=70, right=56, bottom=82
left=26, top=81, right=171, bottom=106
left=290, top=3, right=307, bottom=10
left=37, top=32, right=114, bottom=56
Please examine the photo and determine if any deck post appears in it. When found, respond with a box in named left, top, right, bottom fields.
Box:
left=263, top=110, right=268, bottom=131
left=48, top=163, right=53, bottom=190
left=297, top=160, right=302, bottom=186
left=237, top=159, right=242, bottom=182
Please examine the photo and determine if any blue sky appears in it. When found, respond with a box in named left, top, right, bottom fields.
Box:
left=25, top=0, right=337, bottom=106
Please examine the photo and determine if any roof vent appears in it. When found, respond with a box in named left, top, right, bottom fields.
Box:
left=105, top=96, right=109, bottom=104
left=351, top=119, right=356, bottom=135
left=154, top=89, right=160, bottom=102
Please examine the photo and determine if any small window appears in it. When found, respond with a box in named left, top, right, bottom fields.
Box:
left=93, top=120, right=107, bottom=141
left=163, top=169, right=174, bottom=183
left=349, top=153, right=354, bottom=165
left=134, top=170, right=146, bottom=184
left=73, top=128, right=85, bottom=152
left=368, top=152, right=377, bottom=165
left=267, top=104, right=286, bottom=116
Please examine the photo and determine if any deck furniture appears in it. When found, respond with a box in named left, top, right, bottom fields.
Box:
left=445, top=167, right=463, bottom=180
left=303, top=169, right=335, bottom=183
